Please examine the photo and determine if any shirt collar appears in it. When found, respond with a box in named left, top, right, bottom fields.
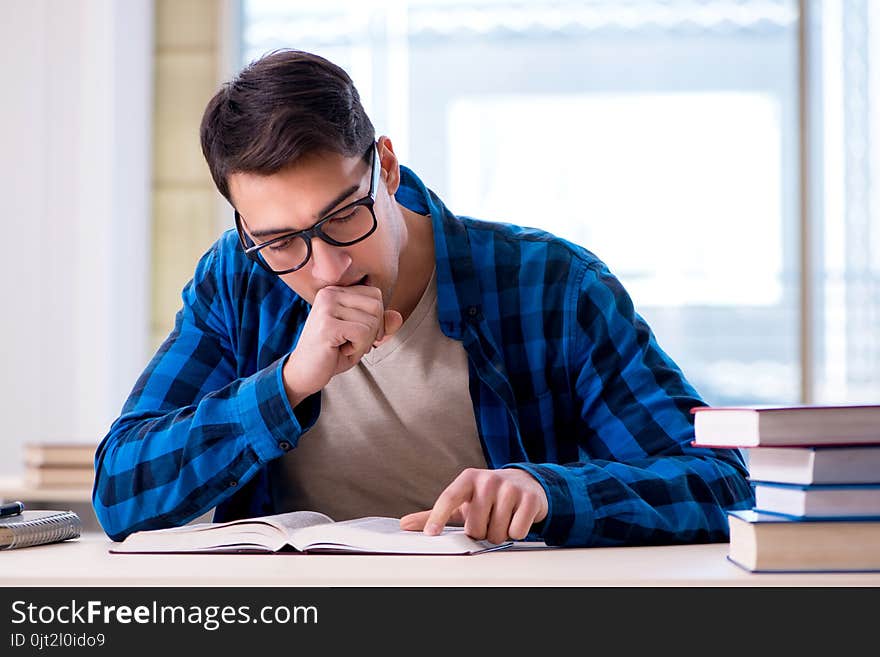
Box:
left=397, top=166, right=482, bottom=339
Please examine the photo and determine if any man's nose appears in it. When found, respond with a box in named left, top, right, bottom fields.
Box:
left=309, top=238, right=353, bottom=284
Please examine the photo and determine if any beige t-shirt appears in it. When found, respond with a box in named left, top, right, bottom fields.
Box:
left=274, top=268, right=487, bottom=521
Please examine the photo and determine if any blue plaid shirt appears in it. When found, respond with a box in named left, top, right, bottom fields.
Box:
left=94, top=166, right=753, bottom=543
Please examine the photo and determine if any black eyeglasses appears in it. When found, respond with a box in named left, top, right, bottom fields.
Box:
left=234, top=144, right=380, bottom=275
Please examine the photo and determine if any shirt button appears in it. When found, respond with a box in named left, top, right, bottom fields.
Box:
left=467, top=306, right=478, bottom=317
left=278, top=441, right=291, bottom=451
left=228, top=480, right=238, bottom=488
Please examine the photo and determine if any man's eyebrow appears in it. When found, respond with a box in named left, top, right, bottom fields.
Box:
left=317, top=184, right=360, bottom=218
left=246, top=184, right=360, bottom=239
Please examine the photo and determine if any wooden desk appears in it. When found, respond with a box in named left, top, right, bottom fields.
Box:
left=2, top=533, right=879, bottom=586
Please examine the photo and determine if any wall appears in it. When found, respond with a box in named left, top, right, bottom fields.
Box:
left=151, top=0, right=228, bottom=350
left=0, top=0, right=153, bottom=473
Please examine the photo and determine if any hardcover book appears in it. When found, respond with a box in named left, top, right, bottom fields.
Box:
left=109, top=511, right=511, bottom=555
left=727, top=509, right=880, bottom=572
left=752, top=481, right=880, bottom=519
left=24, top=466, right=94, bottom=488
left=23, top=442, right=96, bottom=468
left=745, top=445, right=880, bottom=485
left=691, top=404, right=880, bottom=448
left=0, top=510, right=83, bottom=550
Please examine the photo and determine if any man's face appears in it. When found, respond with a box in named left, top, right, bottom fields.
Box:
left=228, top=143, right=403, bottom=307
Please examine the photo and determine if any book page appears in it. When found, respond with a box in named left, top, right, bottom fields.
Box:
left=262, top=510, right=334, bottom=535
left=289, top=516, right=510, bottom=554
left=113, top=510, right=334, bottom=553
left=155, top=510, right=333, bottom=536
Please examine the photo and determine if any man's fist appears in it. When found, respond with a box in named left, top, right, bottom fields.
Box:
left=283, top=284, right=403, bottom=407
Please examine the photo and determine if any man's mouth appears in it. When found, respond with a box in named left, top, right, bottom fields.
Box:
left=332, top=274, right=368, bottom=288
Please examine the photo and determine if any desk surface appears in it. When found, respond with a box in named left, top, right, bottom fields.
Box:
left=2, top=534, right=880, bottom=586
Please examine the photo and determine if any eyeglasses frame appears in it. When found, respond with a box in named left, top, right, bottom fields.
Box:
left=234, top=143, right=381, bottom=275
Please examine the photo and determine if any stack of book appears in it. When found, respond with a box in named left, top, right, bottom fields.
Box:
left=692, top=404, right=880, bottom=573
left=23, top=442, right=96, bottom=490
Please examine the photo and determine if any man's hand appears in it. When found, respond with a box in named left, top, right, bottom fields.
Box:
left=399, top=468, right=548, bottom=544
left=283, top=285, right=403, bottom=407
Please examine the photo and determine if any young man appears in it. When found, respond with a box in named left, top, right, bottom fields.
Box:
left=93, top=49, right=753, bottom=545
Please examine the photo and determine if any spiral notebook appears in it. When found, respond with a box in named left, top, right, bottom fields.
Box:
left=0, top=510, right=82, bottom=550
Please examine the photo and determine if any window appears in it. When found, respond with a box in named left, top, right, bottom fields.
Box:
left=807, top=0, right=880, bottom=403
left=240, top=0, right=880, bottom=405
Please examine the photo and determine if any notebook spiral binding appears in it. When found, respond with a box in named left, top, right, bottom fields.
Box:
left=4, top=512, right=82, bottom=550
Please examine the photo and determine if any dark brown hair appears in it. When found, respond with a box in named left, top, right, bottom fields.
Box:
left=200, top=49, right=375, bottom=202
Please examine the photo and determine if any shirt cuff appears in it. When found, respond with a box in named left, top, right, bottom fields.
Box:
left=235, top=355, right=321, bottom=462
left=503, top=462, right=595, bottom=546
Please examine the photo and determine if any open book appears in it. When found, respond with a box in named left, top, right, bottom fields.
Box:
left=109, top=511, right=511, bottom=555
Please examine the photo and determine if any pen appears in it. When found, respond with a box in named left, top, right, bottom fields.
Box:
left=0, top=501, right=24, bottom=518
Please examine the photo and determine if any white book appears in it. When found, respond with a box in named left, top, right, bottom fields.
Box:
left=727, top=510, right=880, bottom=572
left=109, top=511, right=511, bottom=555
left=747, top=445, right=880, bottom=485
left=753, top=482, right=880, bottom=518
left=24, top=466, right=94, bottom=488
left=23, top=442, right=96, bottom=468
left=691, top=404, right=880, bottom=447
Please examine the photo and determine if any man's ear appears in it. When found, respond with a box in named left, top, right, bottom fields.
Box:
left=376, top=135, right=401, bottom=196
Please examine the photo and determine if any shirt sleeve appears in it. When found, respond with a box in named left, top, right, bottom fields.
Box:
left=92, top=244, right=318, bottom=541
left=507, top=260, right=755, bottom=547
